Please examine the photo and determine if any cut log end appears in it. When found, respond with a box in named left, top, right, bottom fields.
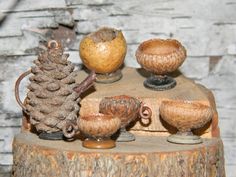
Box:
left=12, top=132, right=225, bottom=177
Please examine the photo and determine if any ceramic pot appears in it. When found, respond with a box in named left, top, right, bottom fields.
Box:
left=78, top=113, right=121, bottom=149
left=136, top=39, right=186, bottom=90
left=99, top=95, right=152, bottom=142
left=79, top=27, right=127, bottom=83
left=159, top=100, right=213, bottom=144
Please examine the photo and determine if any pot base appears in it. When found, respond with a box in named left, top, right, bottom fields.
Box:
left=116, top=128, right=135, bottom=142
left=167, top=134, right=202, bottom=144
left=82, top=138, right=116, bottom=149
left=38, top=131, right=64, bottom=140
left=144, top=75, right=176, bottom=91
left=96, top=69, right=122, bottom=84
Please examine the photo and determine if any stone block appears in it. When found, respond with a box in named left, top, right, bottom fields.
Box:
left=76, top=21, right=96, bottom=34
left=7, top=0, right=66, bottom=12
left=0, top=56, right=34, bottom=112
left=213, top=89, right=236, bottom=109
left=179, top=57, right=210, bottom=79
left=0, top=165, right=11, bottom=177
left=73, top=7, right=109, bottom=21
left=0, top=113, right=22, bottom=127
left=221, top=137, right=236, bottom=169
left=0, top=154, right=13, bottom=166
left=210, top=56, right=236, bottom=75
left=225, top=165, right=236, bottom=177
left=217, top=108, right=236, bottom=120
left=200, top=74, right=236, bottom=90
left=0, top=127, right=20, bottom=153
left=54, top=10, right=74, bottom=27
left=219, top=117, right=236, bottom=139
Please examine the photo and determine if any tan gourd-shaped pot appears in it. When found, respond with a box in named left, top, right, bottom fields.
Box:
left=79, top=27, right=127, bottom=83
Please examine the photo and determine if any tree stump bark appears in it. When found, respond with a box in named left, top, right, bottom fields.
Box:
left=12, top=132, right=225, bottom=177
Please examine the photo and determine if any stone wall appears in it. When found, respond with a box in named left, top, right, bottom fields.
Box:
left=0, top=0, right=236, bottom=176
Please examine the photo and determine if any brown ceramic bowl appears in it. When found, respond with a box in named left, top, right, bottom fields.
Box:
left=79, top=27, right=127, bottom=74
left=136, top=39, right=186, bottom=75
left=99, top=95, right=152, bottom=142
left=159, top=100, right=213, bottom=132
left=78, top=113, right=121, bottom=139
left=99, top=95, right=152, bottom=127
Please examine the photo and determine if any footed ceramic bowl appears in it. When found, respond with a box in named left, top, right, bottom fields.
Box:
left=159, top=100, right=213, bottom=144
left=136, top=39, right=186, bottom=90
left=79, top=27, right=127, bottom=83
left=78, top=113, right=121, bottom=149
left=99, top=95, right=152, bottom=142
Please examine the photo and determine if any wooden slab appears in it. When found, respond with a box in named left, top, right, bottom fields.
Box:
left=76, top=67, right=219, bottom=137
left=12, top=132, right=225, bottom=177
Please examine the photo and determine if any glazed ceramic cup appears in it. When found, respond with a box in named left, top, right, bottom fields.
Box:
left=136, top=39, right=186, bottom=91
left=78, top=113, right=121, bottom=149
left=159, top=100, right=213, bottom=144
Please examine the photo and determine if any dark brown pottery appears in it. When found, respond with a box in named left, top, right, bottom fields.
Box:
left=159, top=100, right=213, bottom=144
left=78, top=113, right=121, bottom=149
left=136, top=39, right=186, bottom=91
left=99, top=95, right=152, bottom=142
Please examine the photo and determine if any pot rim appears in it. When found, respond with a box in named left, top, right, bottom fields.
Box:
left=80, top=113, right=114, bottom=121
left=136, top=38, right=186, bottom=57
left=161, top=99, right=212, bottom=110
left=86, top=27, right=122, bottom=44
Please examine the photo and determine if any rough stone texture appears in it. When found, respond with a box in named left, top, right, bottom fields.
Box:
left=0, top=0, right=235, bottom=176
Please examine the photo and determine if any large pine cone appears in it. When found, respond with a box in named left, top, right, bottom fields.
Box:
left=25, top=40, right=81, bottom=134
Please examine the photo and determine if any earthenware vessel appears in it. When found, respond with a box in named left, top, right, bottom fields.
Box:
left=78, top=113, right=121, bottom=149
left=79, top=27, right=127, bottom=83
left=99, top=95, right=152, bottom=142
left=159, top=100, right=213, bottom=144
left=136, top=39, right=186, bottom=91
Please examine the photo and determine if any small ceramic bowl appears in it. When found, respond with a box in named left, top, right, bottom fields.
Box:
left=79, top=27, right=127, bottom=83
left=159, top=100, right=213, bottom=144
left=99, top=95, right=152, bottom=142
left=136, top=39, right=186, bottom=90
left=78, top=113, right=121, bottom=149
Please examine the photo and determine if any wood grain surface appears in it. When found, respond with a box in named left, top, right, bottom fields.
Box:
left=12, top=132, right=225, bottom=177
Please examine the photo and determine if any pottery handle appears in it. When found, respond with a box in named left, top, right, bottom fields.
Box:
left=48, top=40, right=59, bottom=49
left=139, top=104, right=152, bottom=120
left=15, top=70, right=31, bottom=111
left=63, top=121, right=79, bottom=139
left=73, top=70, right=96, bottom=95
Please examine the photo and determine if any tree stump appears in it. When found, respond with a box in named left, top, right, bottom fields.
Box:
left=14, top=67, right=224, bottom=176
left=12, top=132, right=225, bottom=177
